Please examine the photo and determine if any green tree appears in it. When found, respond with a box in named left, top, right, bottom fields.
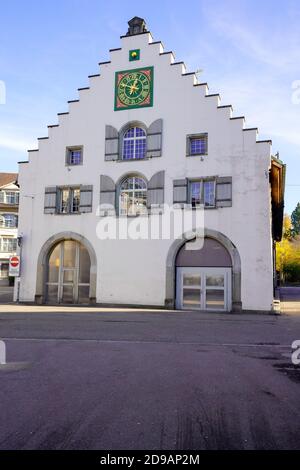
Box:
left=291, top=202, right=300, bottom=236
left=276, top=214, right=300, bottom=284
left=283, top=214, right=293, bottom=240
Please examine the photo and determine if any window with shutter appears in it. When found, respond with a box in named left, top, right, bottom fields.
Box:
left=147, top=119, right=163, bottom=158
left=189, top=179, right=216, bottom=208
left=122, top=127, right=147, bottom=160
left=105, top=125, right=119, bottom=161
left=57, top=187, right=81, bottom=214
left=173, top=179, right=188, bottom=205
left=119, top=176, right=148, bottom=216
left=173, top=177, right=232, bottom=209
left=216, top=177, right=232, bottom=208
left=147, top=171, right=165, bottom=210
left=79, top=185, right=93, bottom=213
left=44, top=187, right=57, bottom=214
left=100, top=175, right=116, bottom=216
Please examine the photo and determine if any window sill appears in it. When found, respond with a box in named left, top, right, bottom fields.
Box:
left=105, top=156, right=161, bottom=163
left=193, top=206, right=216, bottom=210
left=100, top=211, right=164, bottom=218
left=186, top=154, right=207, bottom=158
left=0, top=203, right=19, bottom=206
left=116, top=157, right=151, bottom=163
left=118, top=213, right=149, bottom=218
left=174, top=204, right=217, bottom=210
left=54, top=212, right=82, bottom=216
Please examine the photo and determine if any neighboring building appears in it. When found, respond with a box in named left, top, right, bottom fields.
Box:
left=17, top=17, right=285, bottom=311
left=0, top=173, right=19, bottom=284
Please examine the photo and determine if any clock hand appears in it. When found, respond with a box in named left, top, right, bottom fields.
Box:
left=129, top=79, right=139, bottom=95
left=121, top=84, right=139, bottom=92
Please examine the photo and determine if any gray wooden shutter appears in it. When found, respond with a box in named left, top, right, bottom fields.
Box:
left=173, top=179, right=188, bottom=205
left=147, top=171, right=165, bottom=210
left=216, top=177, right=232, bottom=207
left=147, top=119, right=163, bottom=158
left=44, top=187, right=57, bottom=214
left=100, top=175, right=116, bottom=216
left=105, top=125, right=119, bottom=161
left=80, top=185, right=93, bottom=213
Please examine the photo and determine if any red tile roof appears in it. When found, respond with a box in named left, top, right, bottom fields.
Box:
left=0, top=172, right=18, bottom=188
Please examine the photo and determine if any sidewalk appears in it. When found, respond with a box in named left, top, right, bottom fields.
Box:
left=0, top=286, right=13, bottom=304
left=280, top=286, right=300, bottom=314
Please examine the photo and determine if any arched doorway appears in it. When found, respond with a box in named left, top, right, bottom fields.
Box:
left=165, top=229, right=242, bottom=312
left=46, top=240, right=91, bottom=304
left=175, top=238, right=232, bottom=311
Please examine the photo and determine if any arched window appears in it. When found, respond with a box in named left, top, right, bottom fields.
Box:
left=122, top=127, right=146, bottom=160
left=119, top=176, right=147, bottom=216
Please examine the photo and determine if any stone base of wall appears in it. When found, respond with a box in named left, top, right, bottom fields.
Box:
left=20, top=299, right=277, bottom=315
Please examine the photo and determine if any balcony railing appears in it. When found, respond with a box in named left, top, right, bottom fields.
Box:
left=0, top=221, right=18, bottom=229
left=0, top=240, right=17, bottom=252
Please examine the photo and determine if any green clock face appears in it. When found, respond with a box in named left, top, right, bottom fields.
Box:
left=115, top=67, right=154, bottom=111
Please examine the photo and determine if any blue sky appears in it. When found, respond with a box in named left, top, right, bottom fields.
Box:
left=0, top=0, right=299, bottom=213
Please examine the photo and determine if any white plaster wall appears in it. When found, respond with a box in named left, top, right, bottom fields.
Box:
left=18, top=32, right=274, bottom=311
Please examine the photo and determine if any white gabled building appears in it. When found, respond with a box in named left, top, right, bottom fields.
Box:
left=17, top=17, right=285, bottom=312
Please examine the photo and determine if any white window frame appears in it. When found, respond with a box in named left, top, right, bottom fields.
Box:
left=122, top=127, right=147, bottom=160
left=176, top=267, right=232, bottom=312
left=0, top=263, right=9, bottom=278
left=187, top=134, right=208, bottom=157
left=1, top=191, right=19, bottom=205
left=0, top=213, right=18, bottom=228
left=59, top=188, right=81, bottom=214
left=71, top=189, right=81, bottom=214
left=189, top=179, right=216, bottom=208
left=1, top=237, right=17, bottom=253
left=66, top=147, right=83, bottom=166
left=119, top=176, right=148, bottom=216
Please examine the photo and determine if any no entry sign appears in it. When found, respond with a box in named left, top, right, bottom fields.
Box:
left=9, top=255, right=20, bottom=277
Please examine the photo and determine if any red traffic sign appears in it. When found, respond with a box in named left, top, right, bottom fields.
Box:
left=10, top=256, right=20, bottom=268
left=9, top=256, right=21, bottom=276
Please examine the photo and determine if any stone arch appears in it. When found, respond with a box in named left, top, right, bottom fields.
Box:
left=35, top=231, right=97, bottom=304
left=165, top=228, right=242, bottom=312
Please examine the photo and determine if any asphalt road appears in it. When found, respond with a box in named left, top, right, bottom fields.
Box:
left=280, top=286, right=300, bottom=313
left=0, top=304, right=300, bottom=450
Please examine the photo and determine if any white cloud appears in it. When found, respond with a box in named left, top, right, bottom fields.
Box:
left=0, top=136, right=35, bottom=152
left=181, top=0, right=300, bottom=150
left=214, top=75, right=300, bottom=148
left=201, top=0, right=300, bottom=71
